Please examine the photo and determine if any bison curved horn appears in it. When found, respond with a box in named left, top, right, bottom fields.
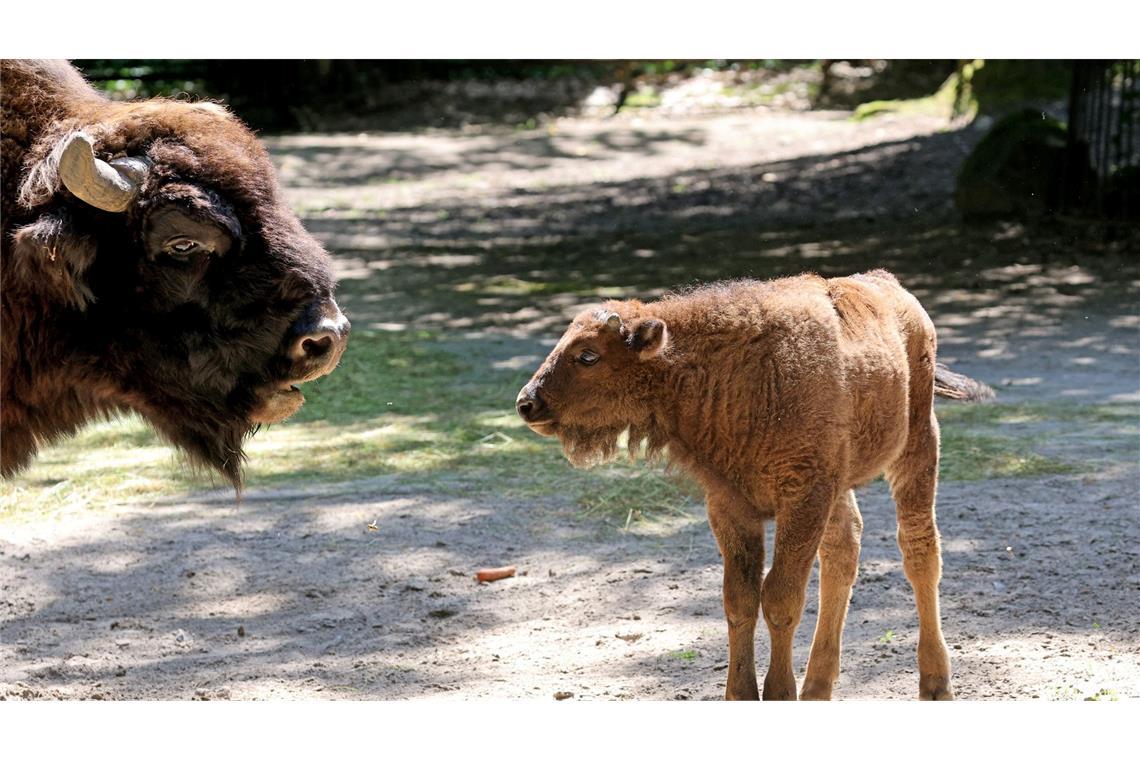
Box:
left=58, top=132, right=150, bottom=213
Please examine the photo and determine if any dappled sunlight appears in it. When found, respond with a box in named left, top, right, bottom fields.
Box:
left=950, top=630, right=1134, bottom=700
left=177, top=591, right=290, bottom=620
left=4, top=485, right=707, bottom=698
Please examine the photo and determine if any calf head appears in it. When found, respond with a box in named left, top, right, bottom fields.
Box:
left=6, top=102, right=349, bottom=485
left=516, top=304, right=669, bottom=467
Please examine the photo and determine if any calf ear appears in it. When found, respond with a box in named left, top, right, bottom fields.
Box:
left=10, top=211, right=97, bottom=309
left=628, top=318, right=669, bottom=359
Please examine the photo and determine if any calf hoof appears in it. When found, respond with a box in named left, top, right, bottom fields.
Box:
left=799, top=680, right=834, bottom=701
left=920, top=687, right=954, bottom=701
left=725, top=686, right=760, bottom=701
left=762, top=675, right=798, bottom=701
left=724, top=667, right=760, bottom=700
left=919, top=675, right=954, bottom=701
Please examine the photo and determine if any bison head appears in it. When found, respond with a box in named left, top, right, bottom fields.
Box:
left=516, top=304, right=670, bottom=467
left=4, top=95, right=349, bottom=486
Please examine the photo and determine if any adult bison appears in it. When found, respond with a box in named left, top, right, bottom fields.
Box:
left=516, top=270, right=993, bottom=700
left=1, top=60, right=349, bottom=487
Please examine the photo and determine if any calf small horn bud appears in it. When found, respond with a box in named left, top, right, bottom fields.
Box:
left=605, top=313, right=622, bottom=331
left=58, top=132, right=150, bottom=213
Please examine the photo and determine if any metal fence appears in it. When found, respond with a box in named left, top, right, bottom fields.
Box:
left=1063, top=61, right=1139, bottom=221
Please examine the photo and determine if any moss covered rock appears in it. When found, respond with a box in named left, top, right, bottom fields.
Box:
left=955, top=108, right=1076, bottom=219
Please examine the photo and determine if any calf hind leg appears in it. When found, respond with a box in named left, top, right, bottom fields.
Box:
left=801, top=489, right=863, bottom=700
left=887, top=410, right=954, bottom=700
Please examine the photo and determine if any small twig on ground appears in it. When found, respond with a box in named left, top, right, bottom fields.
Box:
left=478, top=431, right=514, bottom=447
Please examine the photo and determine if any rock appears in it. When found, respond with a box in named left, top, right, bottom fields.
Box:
left=955, top=108, right=1087, bottom=220
left=553, top=691, right=573, bottom=700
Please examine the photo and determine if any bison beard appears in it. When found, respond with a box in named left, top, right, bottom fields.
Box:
left=557, top=421, right=670, bottom=469
left=557, top=423, right=627, bottom=468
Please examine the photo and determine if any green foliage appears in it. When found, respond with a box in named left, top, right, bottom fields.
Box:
left=852, top=60, right=1072, bottom=123
left=621, top=87, right=663, bottom=109
left=853, top=66, right=969, bottom=122
left=968, top=59, right=1072, bottom=116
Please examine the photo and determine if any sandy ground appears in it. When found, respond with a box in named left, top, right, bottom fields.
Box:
left=2, top=107, right=1138, bottom=700
left=2, top=468, right=1137, bottom=701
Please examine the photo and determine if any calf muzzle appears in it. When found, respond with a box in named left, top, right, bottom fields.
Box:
left=515, top=385, right=547, bottom=423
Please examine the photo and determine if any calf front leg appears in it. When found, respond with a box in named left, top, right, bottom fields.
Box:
left=707, top=492, right=766, bottom=700
left=761, top=484, right=833, bottom=700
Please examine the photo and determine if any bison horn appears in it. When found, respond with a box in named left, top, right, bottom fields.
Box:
left=605, top=313, right=623, bottom=331
left=58, top=132, right=150, bottom=213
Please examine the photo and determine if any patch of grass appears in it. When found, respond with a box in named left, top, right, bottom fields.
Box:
left=0, top=330, right=698, bottom=525
left=939, top=430, right=1078, bottom=481
left=937, top=400, right=1138, bottom=481
left=852, top=63, right=973, bottom=122
left=937, top=401, right=1140, bottom=428
left=878, top=629, right=896, bottom=644
left=1052, top=684, right=1082, bottom=700
left=1084, top=688, right=1118, bottom=702
left=621, top=87, right=662, bottom=109
left=1052, top=685, right=1119, bottom=702
left=3, top=315, right=1132, bottom=521
left=579, top=468, right=701, bottom=526
left=449, top=274, right=632, bottom=301
left=669, top=649, right=698, bottom=662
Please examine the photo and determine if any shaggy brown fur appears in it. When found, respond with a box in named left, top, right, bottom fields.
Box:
left=517, top=270, right=994, bottom=700
left=2, top=60, right=349, bottom=486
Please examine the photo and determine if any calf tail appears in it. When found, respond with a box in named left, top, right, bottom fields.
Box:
left=934, top=363, right=995, bottom=401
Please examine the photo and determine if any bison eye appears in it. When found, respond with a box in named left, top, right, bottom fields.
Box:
left=577, top=349, right=599, bottom=366
left=163, top=237, right=203, bottom=259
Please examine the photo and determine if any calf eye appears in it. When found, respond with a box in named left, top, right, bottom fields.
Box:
left=578, top=349, right=599, bottom=366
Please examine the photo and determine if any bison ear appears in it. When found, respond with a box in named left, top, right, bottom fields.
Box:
left=10, top=211, right=97, bottom=309
left=628, top=318, right=669, bottom=359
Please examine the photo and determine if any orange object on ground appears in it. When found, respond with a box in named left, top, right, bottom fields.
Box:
left=475, top=566, right=516, bottom=582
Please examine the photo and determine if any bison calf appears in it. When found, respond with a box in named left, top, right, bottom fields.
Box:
left=517, top=270, right=992, bottom=700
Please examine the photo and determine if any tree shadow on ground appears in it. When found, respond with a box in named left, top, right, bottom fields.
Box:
left=269, top=127, right=709, bottom=188
left=3, top=470, right=1136, bottom=699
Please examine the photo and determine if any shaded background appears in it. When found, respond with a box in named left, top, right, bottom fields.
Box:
left=72, top=59, right=1137, bottom=223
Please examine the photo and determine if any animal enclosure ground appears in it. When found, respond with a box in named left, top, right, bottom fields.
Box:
left=2, top=107, right=1138, bottom=700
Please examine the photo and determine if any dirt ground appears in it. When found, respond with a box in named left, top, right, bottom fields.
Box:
left=2, top=106, right=1138, bottom=700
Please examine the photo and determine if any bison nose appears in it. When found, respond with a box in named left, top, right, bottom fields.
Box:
left=516, top=388, right=546, bottom=422
left=291, top=331, right=335, bottom=361
left=288, top=299, right=350, bottom=363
